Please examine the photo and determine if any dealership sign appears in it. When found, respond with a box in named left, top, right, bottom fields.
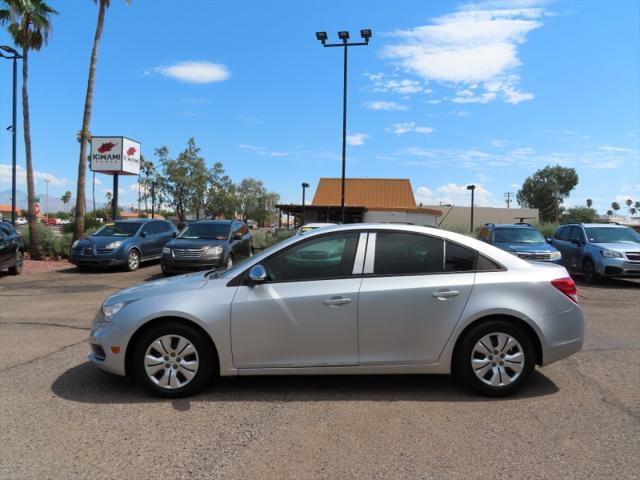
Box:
left=90, top=136, right=141, bottom=175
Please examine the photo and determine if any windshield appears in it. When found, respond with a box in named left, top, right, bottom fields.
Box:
left=585, top=227, right=640, bottom=244
left=179, top=223, right=230, bottom=240
left=92, top=222, right=140, bottom=237
left=494, top=228, right=545, bottom=243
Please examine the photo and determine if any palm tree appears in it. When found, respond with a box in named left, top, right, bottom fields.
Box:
left=586, top=198, right=593, bottom=208
left=631, top=207, right=637, bottom=218
left=73, top=0, right=131, bottom=242
left=606, top=209, right=613, bottom=217
left=105, top=191, right=112, bottom=220
left=611, top=202, right=620, bottom=216
left=1, top=0, right=57, bottom=261
left=61, top=191, right=72, bottom=212
left=625, top=198, right=632, bottom=218
left=635, top=201, right=640, bottom=211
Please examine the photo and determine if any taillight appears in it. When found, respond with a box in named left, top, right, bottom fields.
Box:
left=551, top=277, right=578, bottom=303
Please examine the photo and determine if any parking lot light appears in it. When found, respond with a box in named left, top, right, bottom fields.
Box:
left=315, top=31, right=327, bottom=45
left=467, top=185, right=476, bottom=233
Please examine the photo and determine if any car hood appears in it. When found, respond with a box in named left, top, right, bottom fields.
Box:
left=495, top=242, right=558, bottom=253
left=80, top=235, right=134, bottom=248
left=590, top=242, right=640, bottom=252
left=105, top=271, right=212, bottom=304
left=166, top=238, right=227, bottom=249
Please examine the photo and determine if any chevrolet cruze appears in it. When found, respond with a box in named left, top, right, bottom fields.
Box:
left=89, top=224, right=584, bottom=397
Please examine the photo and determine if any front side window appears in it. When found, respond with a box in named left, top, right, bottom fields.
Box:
left=262, top=232, right=360, bottom=282
left=92, top=222, right=141, bottom=237
left=374, top=232, right=443, bottom=275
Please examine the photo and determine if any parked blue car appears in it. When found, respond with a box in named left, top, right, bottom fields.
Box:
left=478, top=223, right=562, bottom=264
left=549, top=223, right=640, bottom=283
left=70, top=219, right=177, bottom=271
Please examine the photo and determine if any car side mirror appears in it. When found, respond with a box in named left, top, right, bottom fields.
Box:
left=570, top=238, right=581, bottom=246
left=546, top=238, right=552, bottom=243
left=234, top=231, right=243, bottom=240
left=248, top=265, right=267, bottom=285
left=172, top=231, right=177, bottom=238
left=140, top=231, right=147, bottom=238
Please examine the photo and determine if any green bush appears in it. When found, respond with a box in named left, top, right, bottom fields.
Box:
left=62, top=215, right=103, bottom=234
left=251, top=228, right=296, bottom=250
left=20, top=224, right=73, bottom=258
left=532, top=222, right=559, bottom=240
left=440, top=224, right=475, bottom=237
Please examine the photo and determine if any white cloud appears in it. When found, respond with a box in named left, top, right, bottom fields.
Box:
left=365, top=73, right=426, bottom=95
left=363, top=101, right=409, bottom=111
left=490, top=139, right=508, bottom=148
left=415, top=183, right=494, bottom=206
left=598, top=145, right=633, bottom=153
left=150, top=60, right=230, bottom=84
left=389, top=122, right=435, bottom=135
left=346, top=133, right=368, bottom=146
left=0, top=164, right=68, bottom=188
left=237, top=144, right=289, bottom=157
left=382, top=3, right=542, bottom=104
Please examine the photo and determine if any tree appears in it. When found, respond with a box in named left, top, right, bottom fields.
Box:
left=631, top=207, right=637, bottom=218
left=586, top=198, right=593, bottom=208
left=157, top=138, right=210, bottom=223
left=105, top=190, right=112, bottom=220
left=606, top=209, right=613, bottom=217
left=237, top=178, right=267, bottom=221
left=562, top=207, right=598, bottom=224
left=611, top=202, right=620, bottom=215
left=205, top=162, right=238, bottom=219
left=61, top=191, right=72, bottom=212
left=1, top=0, right=57, bottom=260
left=625, top=198, right=632, bottom=217
left=73, top=0, right=131, bottom=242
left=139, top=155, right=155, bottom=213
left=635, top=201, right=640, bottom=210
left=516, top=165, right=579, bottom=223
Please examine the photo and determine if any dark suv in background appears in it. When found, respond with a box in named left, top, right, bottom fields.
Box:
left=70, top=219, right=177, bottom=271
left=0, top=221, right=24, bottom=275
left=478, top=223, right=562, bottom=264
left=161, top=220, right=252, bottom=275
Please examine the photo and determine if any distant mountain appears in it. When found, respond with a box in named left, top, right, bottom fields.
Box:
left=0, top=189, right=105, bottom=214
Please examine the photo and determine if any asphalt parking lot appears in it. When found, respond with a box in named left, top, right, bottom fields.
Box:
left=1, top=263, right=638, bottom=479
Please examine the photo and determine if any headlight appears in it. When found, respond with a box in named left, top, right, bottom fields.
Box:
left=105, top=241, right=122, bottom=249
left=162, top=246, right=172, bottom=255
left=72, top=240, right=79, bottom=249
left=601, top=249, right=623, bottom=258
left=549, top=251, right=562, bottom=260
left=204, top=246, right=224, bottom=256
left=101, top=302, right=126, bottom=322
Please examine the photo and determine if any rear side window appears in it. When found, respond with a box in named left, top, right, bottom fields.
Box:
left=476, top=255, right=502, bottom=271
left=374, top=232, right=443, bottom=275
left=445, top=242, right=476, bottom=272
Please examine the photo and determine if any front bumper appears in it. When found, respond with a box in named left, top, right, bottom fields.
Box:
left=88, top=320, right=128, bottom=376
left=595, top=257, right=640, bottom=277
left=161, top=253, right=224, bottom=272
left=70, top=248, right=127, bottom=267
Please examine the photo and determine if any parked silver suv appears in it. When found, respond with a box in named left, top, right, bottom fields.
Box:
left=89, top=224, right=584, bottom=398
left=550, top=223, right=640, bottom=283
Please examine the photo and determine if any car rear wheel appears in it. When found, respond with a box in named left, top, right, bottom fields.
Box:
left=226, top=254, right=233, bottom=269
left=455, top=320, right=535, bottom=397
left=582, top=258, right=599, bottom=284
left=132, top=321, right=215, bottom=397
left=126, top=249, right=140, bottom=272
left=8, top=250, right=23, bottom=275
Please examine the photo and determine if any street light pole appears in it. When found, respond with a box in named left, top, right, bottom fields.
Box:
left=316, top=30, right=371, bottom=224
left=301, top=182, right=309, bottom=225
left=1, top=46, right=23, bottom=226
left=467, top=185, right=476, bottom=233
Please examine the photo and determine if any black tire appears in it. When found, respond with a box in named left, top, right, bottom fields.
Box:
left=582, top=258, right=599, bottom=284
left=77, top=265, right=91, bottom=272
left=125, top=249, right=141, bottom=272
left=454, top=320, right=535, bottom=397
left=8, top=250, right=23, bottom=275
left=160, top=263, right=173, bottom=277
left=226, top=253, right=234, bottom=269
left=132, top=321, right=216, bottom=398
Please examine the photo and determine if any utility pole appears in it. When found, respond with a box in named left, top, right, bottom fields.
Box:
left=504, top=192, right=513, bottom=208
left=44, top=179, right=50, bottom=223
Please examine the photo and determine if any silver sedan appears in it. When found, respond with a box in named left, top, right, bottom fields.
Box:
left=89, top=223, right=584, bottom=397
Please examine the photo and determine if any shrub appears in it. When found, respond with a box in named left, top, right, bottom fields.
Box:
left=532, top=222, right=559, bottom=240
left=62, top=215, right=103, bottom=234
left=251, top=228, right=296, bottom=250
left=20, top=224, right=73, bottom=258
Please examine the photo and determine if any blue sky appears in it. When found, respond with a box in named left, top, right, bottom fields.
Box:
left=1, top=0, right=639, bottom=214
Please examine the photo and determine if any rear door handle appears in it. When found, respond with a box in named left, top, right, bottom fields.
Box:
left=432, top=290, right=460, bottom=299
left=323, top=297, right=352, bottom=307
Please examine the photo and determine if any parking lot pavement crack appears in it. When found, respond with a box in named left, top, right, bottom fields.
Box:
left=0, top=321, right=91, bottom=331
left=0, top=339, right=88, bottom=374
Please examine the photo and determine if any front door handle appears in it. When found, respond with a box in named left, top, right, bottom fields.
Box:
left=323, top=296, right=352, bottom=307
left=432, top=290, right=460, bottom=299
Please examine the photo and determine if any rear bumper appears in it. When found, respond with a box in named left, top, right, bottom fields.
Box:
left=539, top=305, right=585, bottom=366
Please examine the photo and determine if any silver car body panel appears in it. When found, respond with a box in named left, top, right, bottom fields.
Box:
left=88, top=223, right=584, bottom=378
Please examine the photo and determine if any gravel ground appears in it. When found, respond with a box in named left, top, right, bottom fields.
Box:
left=0, top=263, right=638, bottom=479
left=21, top=259, right=72, bottom=274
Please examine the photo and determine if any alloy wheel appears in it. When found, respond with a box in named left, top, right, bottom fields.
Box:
left=143, top=334, right=199, bottom=390
left=227, top=256, right=233, bottom=268
left=471, top=332, right=525, bottom=387
left=128, top=251, right=140, bottom=270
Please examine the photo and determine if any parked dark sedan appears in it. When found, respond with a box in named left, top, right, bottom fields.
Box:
left=0, top=221, right=24, bottom=275
left=161, top=220, right=252, bottom=275
left=70, top=219, right=177, bottom=271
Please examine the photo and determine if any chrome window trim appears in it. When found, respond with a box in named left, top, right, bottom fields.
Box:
left=352, top=232, right=368, bottom=275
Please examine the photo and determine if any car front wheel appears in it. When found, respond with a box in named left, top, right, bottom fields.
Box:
left=132, top=321, right=215, bottom=397
left=8, top=250, right=23, bottom=275
left=582, top=258, right=599, bottom=284
left=455, top=320, right=535, bottom=397
left=126, top=249, right=140, bottom=271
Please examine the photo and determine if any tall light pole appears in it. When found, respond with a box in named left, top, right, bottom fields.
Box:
left=316, top=29, right=371, bottom=223
left=301, top=182, right=309, bottom=225
left=467, top=185, right=476, bottom=233
left=0, top=45, right=23, bottom=226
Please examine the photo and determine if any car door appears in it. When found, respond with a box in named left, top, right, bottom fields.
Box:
left=551, top=226, right=570, bottom=264
left=0, top=225, right=12, bottom=269
left=565, top=226, right=586, bottom=270
left=230, top=231, right=364, bottom=368
left=139, top=222, right=160, bottom=258
left=357, top=231, right=476, bottom=365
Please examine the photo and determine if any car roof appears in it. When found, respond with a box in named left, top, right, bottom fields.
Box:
left=301, top=223, right=338, bottom=228
left=190, top=220, right=234, bottom=225
left=492, top=224, right=536, bottom=229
